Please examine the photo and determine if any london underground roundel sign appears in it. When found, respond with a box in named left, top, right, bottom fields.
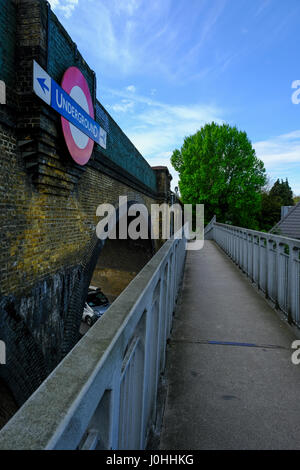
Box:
left=33, top=61, right=107, bottom=164
left=61, top=67, right=94, bottom=165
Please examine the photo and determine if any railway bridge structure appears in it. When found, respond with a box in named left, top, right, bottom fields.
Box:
left=0, top=0, right=173, bottom=421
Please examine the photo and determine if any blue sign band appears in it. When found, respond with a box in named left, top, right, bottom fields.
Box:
left=51, top=80, right=102, bottom=145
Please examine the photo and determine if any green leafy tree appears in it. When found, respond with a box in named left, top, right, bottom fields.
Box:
left=258, top=178, right=294, bottom=231
left=258, top=191, right=282, bottom=231
left=171, top=122, right=267, bottom=228
left=294, top=195, right=300, bottom=204
left=269, top=178, right=294, bottom=207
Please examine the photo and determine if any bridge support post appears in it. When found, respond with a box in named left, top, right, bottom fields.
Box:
left=264, top=238, right=270, bottom=300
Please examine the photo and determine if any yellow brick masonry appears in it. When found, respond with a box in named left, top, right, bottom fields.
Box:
left=0, top=123, right=156, bottom=297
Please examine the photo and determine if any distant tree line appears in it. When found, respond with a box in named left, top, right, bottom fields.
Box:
left=258, top=178, right=294, bottom=231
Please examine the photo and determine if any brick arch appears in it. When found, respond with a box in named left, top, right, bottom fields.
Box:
left=61, top=198, right=154, bottom=358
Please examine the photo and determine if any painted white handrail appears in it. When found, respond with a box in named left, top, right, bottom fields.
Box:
left=0, top=230, right=187, bottom=450
left=205, top=216, right=300, bottom=326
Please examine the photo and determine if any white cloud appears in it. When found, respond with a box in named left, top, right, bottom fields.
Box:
left=48, top=0, right=60, bottom=8
left=110, top=99, right=135, bottom=113
left=254, top=130, right=300, bottom=166
left=58, top=0, right=228, bottom=81
left=48, top=0, right=79, bottom=18
left=113, top=0, right=140, bottom=16
left=105, top=88, right=223, bottom=191
left=128, top=102, right=223, bottom=156
left=126, top=85, right=136, bottom=93
left=75, top=2, right=136, bottom=75
left=254, top=130, right=300, bottom=194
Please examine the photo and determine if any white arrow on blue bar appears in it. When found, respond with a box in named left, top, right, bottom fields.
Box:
left=32, top=60, right=107, bottom=150
left=33, top=61, right=51, bottom=105
left=37, top=78, right=50, bottom=94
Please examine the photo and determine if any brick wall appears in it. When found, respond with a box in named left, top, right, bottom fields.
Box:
left=0, top=0, right=17, bottom=85
left=0, top=0, right=17, bottom=126
left=0, top=0, right=169, bottom=414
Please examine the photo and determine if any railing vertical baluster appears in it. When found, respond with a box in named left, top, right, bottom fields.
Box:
left=288, top=244, right=297, bottom=324
left=239, top=230, right=241, bottom=266
left=257, top=236, right=262, bottom=290
left=241, top=230, right=244, bottom=268
left=234, top=229, right=237, bottom=263
left=247, top=233, right=251, bottom=278
left=237, top=230, right=240, bottom=265
left=243, top=231, right=247, bottom=272
left=275, top=242, right=282, bottom=310
left=251, top=234, right=255, bottom=283
left=110, top=361, right=122, bottom=450
left=265, top=238, right=270, bottom=300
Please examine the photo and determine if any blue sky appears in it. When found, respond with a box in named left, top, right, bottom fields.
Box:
left=49, top=0, right=300, bottom=194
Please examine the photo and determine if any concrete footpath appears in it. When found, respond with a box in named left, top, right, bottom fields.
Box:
left=159, top=240, right=300, bottom=450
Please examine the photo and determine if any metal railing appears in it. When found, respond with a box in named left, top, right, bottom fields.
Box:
left=205, top=217, right=300, bottom=326
left=204, top=215, right=216, bottom=240
left=0, top=230, right=187, bottom=450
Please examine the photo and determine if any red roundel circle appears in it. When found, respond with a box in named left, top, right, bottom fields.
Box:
left=61, top=67, right=94, bottom=165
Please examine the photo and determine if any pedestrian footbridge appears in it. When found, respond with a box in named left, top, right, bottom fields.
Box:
left=0, top=219, right=300, bottom=450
